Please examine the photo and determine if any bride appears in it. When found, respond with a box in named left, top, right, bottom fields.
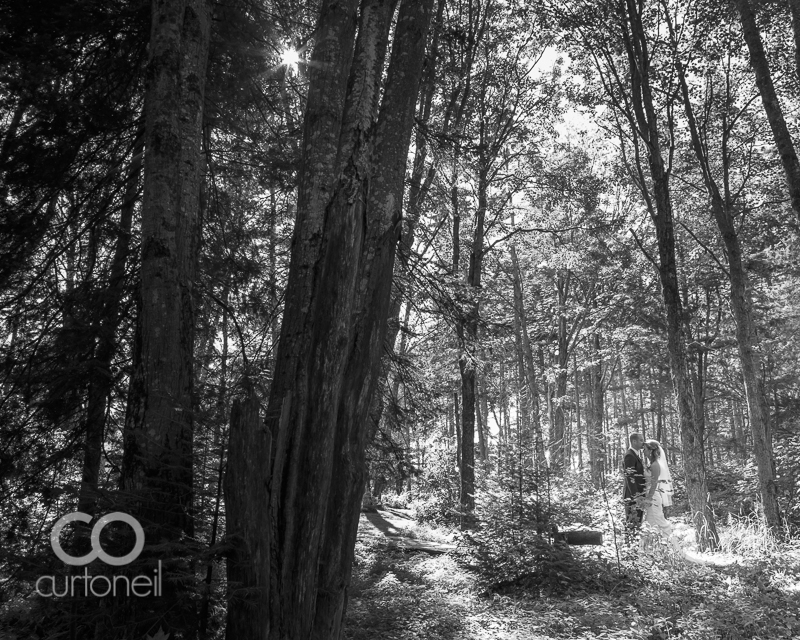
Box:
left=639, top=439, right=681, bottom=555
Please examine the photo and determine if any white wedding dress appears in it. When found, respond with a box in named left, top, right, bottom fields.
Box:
left=640, top=460, right=682, bottom=554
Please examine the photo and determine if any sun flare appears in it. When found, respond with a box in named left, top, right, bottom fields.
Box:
left=281, top=47, right=300, bottom=71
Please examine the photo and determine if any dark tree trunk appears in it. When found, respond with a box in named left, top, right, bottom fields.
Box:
left=514, top=337, right=529, bottom=454
left=454, top=390, right=462, bottom=471
left=655, top=380, right=664, bottom=442
left=263, top=3, right=392, bottom=636
left=370, top=0, right=444, bottom=492
left=312, top=4, right=433, bottom=634
left=119, top=0, right=211, bottom=633
left=457, top=163, right=488, bottom=521
left=458, top=357, right=476, bottom=517
left=240, top=2, right=436, bottom=639
left=552, top=271, right=570, bottom=473
left=476, top=372, right=489, bottom=463
left=738, top=0, right=800, bottom=224
left=452, top=170, right=461, bottom=275
left=588, top=334, right=605, bottom=488
left=224, top=395, right=270, bottom=640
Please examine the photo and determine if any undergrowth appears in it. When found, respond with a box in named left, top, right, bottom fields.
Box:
left=347, top=463, right=800, bottom=640
left=347, top=512, right=800, bottom=640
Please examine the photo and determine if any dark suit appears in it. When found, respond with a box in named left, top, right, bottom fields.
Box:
left=623, top=447, right=645, bottom=540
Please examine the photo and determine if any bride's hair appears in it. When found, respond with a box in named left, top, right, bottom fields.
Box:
left=644, top=439, right=662, bottom=463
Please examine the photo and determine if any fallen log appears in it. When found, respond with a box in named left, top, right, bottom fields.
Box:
left=552, top=529, right=603, bottom=545
left=385, top=538, right=457, bottom=555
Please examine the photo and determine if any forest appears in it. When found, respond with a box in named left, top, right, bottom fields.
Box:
left=1, top=0, right=800, bottom=638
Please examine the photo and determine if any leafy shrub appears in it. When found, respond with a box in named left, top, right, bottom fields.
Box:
left=705, top=459, right=760, bottom=517
left=381, top=492, right=409, bottom=509
left=462, top=460, right=625, bottom=594
left=406, top=447, right=460, bottom=526
left=464, top=522, right=575, bottom=593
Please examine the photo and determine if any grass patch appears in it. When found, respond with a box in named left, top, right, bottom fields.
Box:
left=716, top=512, right=782, bottom=557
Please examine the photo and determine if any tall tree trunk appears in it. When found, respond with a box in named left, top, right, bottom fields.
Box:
left=509, top=245, right=547, bottom=467
left=588, top=334, right=605, bottom=488
left=539, top=344, right=555, bottom=450
left=380, top=0, right=443, bottom=388
left=225, top=394, right=270, bottom=640
left=452, top=161, right=461, bottom=276
left=367, top=0, right=443, bottom=494
left=457, top=162, right=488, bottom=521
left=655, top=381, right=664, bottom=442
left=619, top=0, right=718, bottom=549
left=446, top=0, right=492, bottom=511
left=737, top=0, right=800, bottom=224
left=120, top=0, right=211, bottom=633
left=268, top=187, right=281, bottom=358
left=552, top=271, right=570, bottom=473
left=734, top=401, right=745, bottom=459
left=514, top=337, right=529, bottom=459
left=263, top=3, right=391, bottom=637
left=454, top=390, right=462, bottom=472
left=476, top=372, right=489, bottom=463
left=246, top=2, right=435, bottom=638
left=199, top=278, right=229, bottom=638
left=673, top=52, right=782, bottom=530
left=458, top=339, right=476, bottom=520
left=576, top=356, right=583, bottom=470
left=314, top=3, right=435, bottom=635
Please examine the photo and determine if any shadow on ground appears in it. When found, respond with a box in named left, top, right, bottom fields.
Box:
left=345, top=547, right=471, bottom=640
left=363, top=510, right=407, bottom=537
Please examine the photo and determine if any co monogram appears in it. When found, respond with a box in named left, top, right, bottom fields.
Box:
left=50, top=512, right=145, bottom=566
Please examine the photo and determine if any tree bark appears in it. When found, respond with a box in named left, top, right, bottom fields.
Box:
left=588, top=334, right=605, bottom=488
left=552, top=271, right=570, bottom=473
left=476, top=372, right=489, bottom=463
left=457, top=161, right=488, bottom=521
left=371, top=0, right=444, bottom=493
left=737, top=0, right=800, bottom=224
left=265, top=0, right=360, bottom=408
left=314, top=3, right=435, bottom=634
left=514, top=336, right=529, bottom=455
left=224, top=394, right=270, bottom=640
left=454, top=390, right=462, bottom=471
left=263, top=3, right=392, bottom=637
left=250, top=2, right=435, bottom=638
left=119, top=0, right=211, bottom=632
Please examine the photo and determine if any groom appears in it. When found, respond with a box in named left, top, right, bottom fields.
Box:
left=622, top=432, right=646, bottom=543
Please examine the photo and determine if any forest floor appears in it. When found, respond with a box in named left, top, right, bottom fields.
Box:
left=346, top=509, right=800, bottom=640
